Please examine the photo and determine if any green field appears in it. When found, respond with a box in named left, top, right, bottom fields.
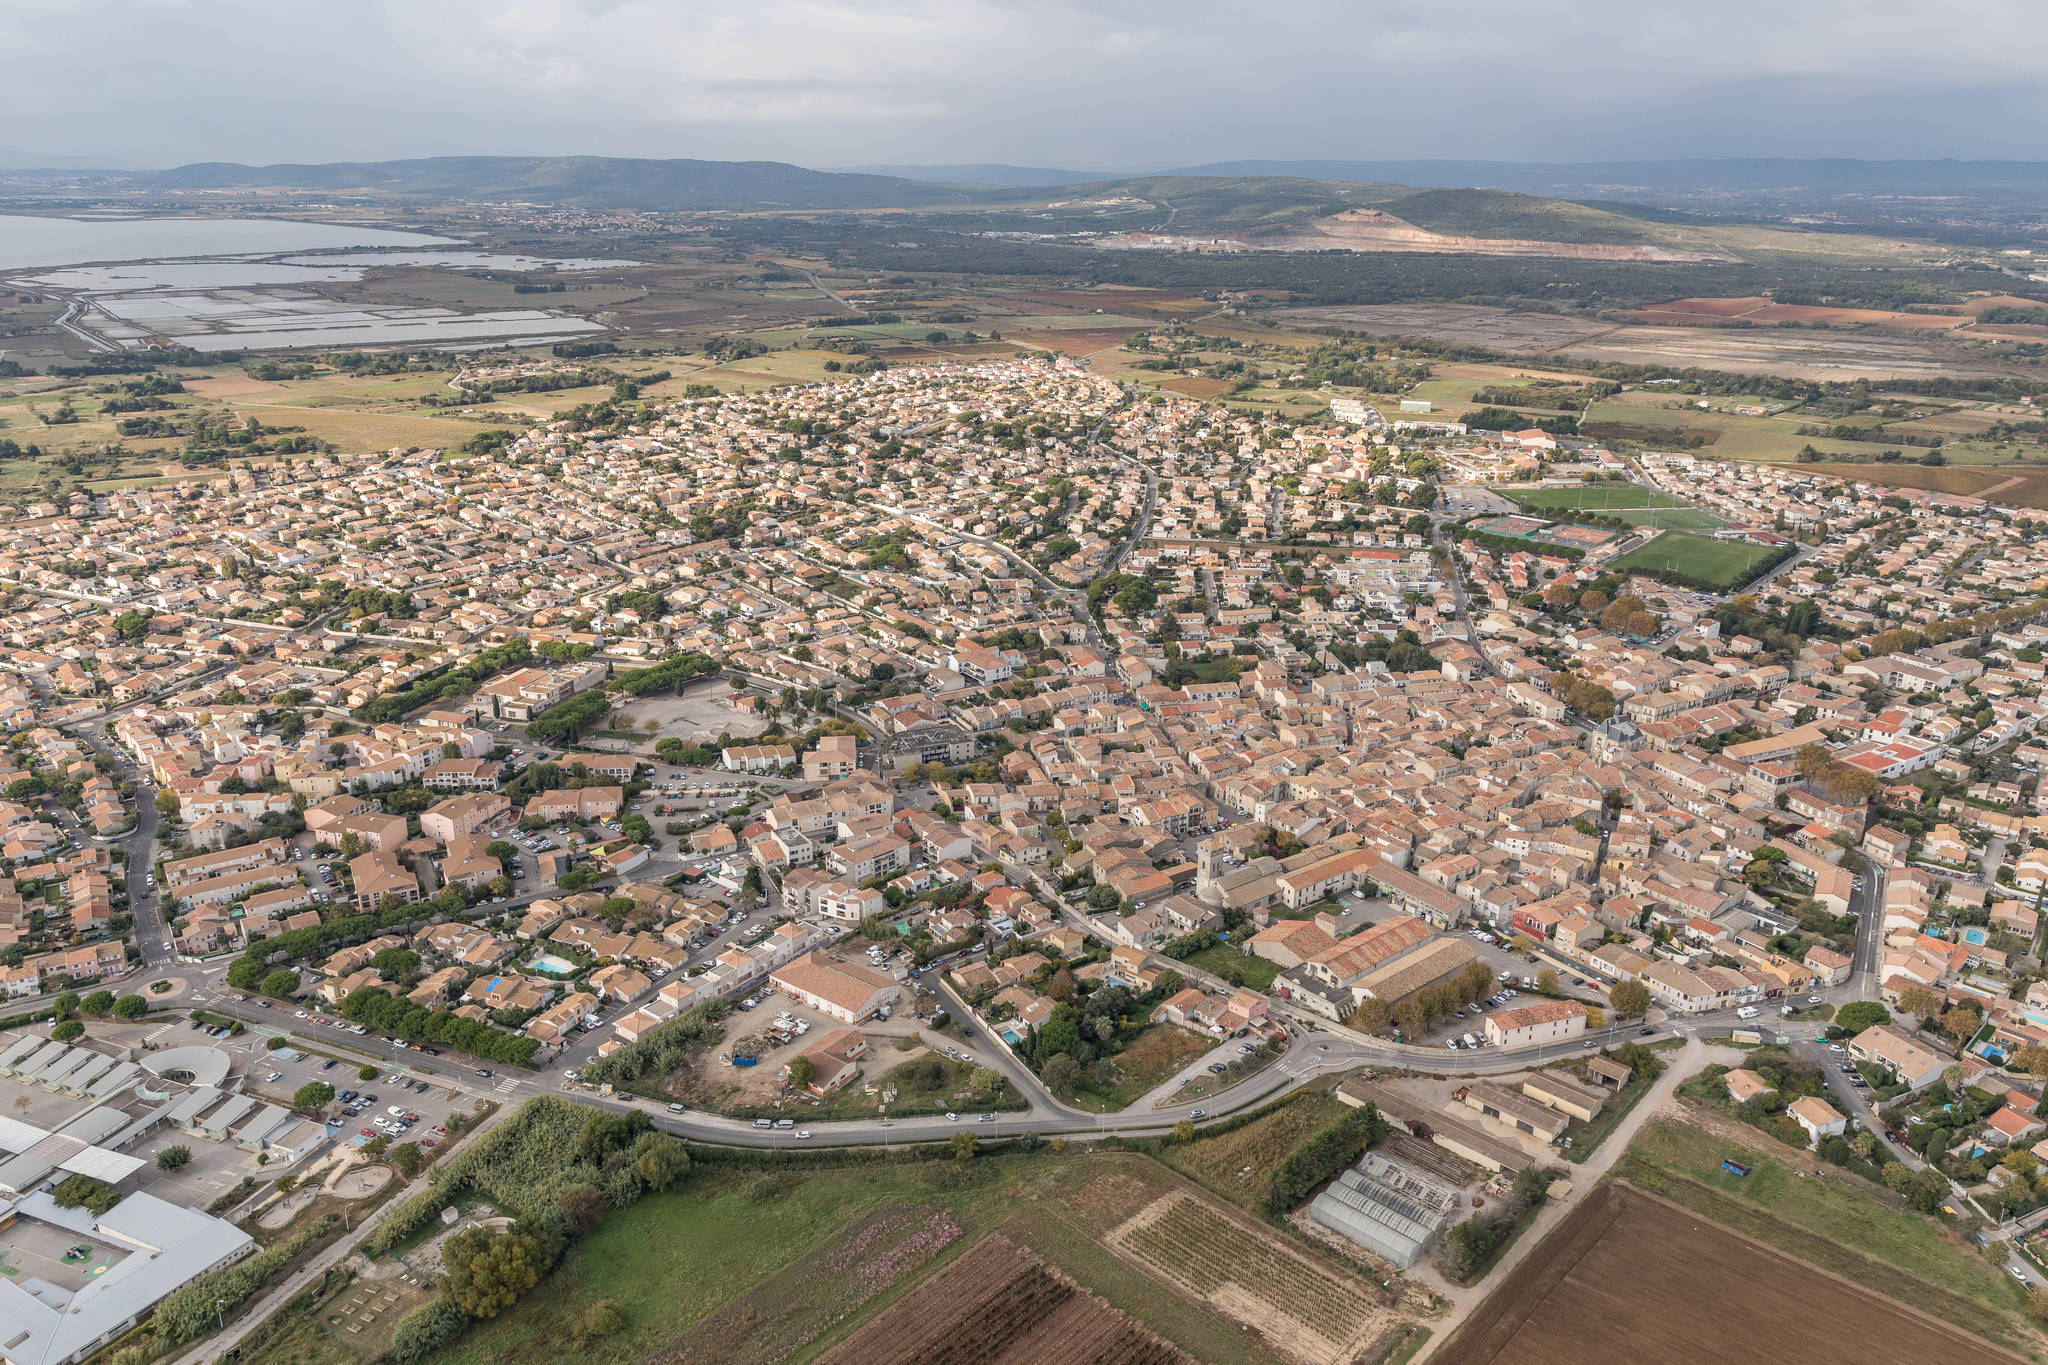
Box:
left=1499, top=484, right=1725, bottom=530
left=1610, top=531, right=1780, bottom=588
left=1177, top=942, right=1283, bottom=991
left=437, top=1150, right=1315, bottom=1365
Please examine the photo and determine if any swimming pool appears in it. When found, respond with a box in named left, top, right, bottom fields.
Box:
left=529, top=953, right=577, bottom=976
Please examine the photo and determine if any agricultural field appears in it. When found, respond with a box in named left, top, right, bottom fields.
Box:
left=1497, top=484, right=1724, bottom=530
left=1109, top=1191, right=1395, bottom=1365
left=1438, top=1181, right=2019, bottom=1365
left=437, top=1149, right=1412, bottom=1365
left=1608, top=532, right=1781, bottom=588
left=817, top=1235, right=1193, bottom=1365
left=1794, top=461, right=2048, bottom=510
left=1608, top=1117, right=2041, bottom=1351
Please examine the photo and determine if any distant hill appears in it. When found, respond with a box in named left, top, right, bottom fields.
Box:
left=1368, top=188, right=1671, bottom=246
left=1172, top=157, right=2048, bottom=194
left=842, top=163, right=1133, bottom=187
left=136, top=155, right=981, bottom=210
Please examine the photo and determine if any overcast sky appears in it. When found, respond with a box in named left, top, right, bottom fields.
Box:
left=4, top=0, right=2044, bottom=169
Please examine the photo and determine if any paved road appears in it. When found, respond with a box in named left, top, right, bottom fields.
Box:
left=71, top=722, right=175, bottom=971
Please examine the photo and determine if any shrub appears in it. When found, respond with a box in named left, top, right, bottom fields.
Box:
left=387, top=1299, right=471, bottom=1364
left=157, top=1146, right=192, bottom=1172
left=52, top=1174, right=121, bottom=1215
left=1264, top=1103, right=1390, bottom=1212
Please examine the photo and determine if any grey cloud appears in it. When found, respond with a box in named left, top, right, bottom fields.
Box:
left=0, top=0, right=2041, bottom=168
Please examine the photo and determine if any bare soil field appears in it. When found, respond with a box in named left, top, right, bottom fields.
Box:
left=1626, top=296, right=1969, bottom=330
left=1271, top=304, right=1617, bottom=352
left=1435, top=1182, right=2019, bottom=1365
left=1795, top=461, right=2048, bottom=508
left=818, top=1234, right=1194, bottom=1365
left=1156, top=375, right=1235, bottom=399
left=1560, top=324, right=2010, bottom=381
left=1273, top=303, right=2027, bottom=381
left=183, top=375, right=287, bottom=398
left=1006, top=326, right=1144, bottom=354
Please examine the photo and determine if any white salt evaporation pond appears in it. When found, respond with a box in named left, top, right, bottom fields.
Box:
left=1, top=213, right=635, bottom=352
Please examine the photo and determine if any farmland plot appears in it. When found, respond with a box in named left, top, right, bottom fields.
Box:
left=1108, top=1192, right=1396, bottom=1365
left=818, top=1235, right=1192, bottom=1365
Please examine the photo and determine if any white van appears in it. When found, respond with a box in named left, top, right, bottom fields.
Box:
left=1736, top=1006, right=1760, bottom=1021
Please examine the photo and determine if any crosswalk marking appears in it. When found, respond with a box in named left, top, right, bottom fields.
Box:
left=493, top=1077, right=520, bottom=1093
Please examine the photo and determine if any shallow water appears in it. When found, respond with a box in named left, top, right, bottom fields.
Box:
left=0, top=214, right=457, bottom=270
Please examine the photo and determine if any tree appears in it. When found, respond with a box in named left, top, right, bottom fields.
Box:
left=261, top=969, right=299, bottom=999
left=359, top=1064, right=380, bottom=1081
left=111, top=994, right=148, bottom=1020
left=444, top=1228, right=541, bottom=1318
left=2012, top=1045, right=2048, bottom=1078
left=1393, top=998, right=1425, bottom=1038
left=50, top=1020, right=83, bottom=1043
left=155, top=788, right=180, bottom=817
left=1609, top=980, right=1651, bottom=1018
left=1350, top=997, right=1392, bottom=1035
left=1042, top=1053, right=1082, bottom=1100
left=633, top=1134, right=690, bottom=1191
left=1896, top=985, right=1944, bottom=1019
left=363, top=1135, right=390, bottom=1158
left=1939, top=1005, right=1983, bottom=1047
left=292, top=1082, right=334, bottom=1113
left=949, top=1131, right=978, bottom=1161
left=786, top=1055, right=817, bottom=1090
left=391, top=1142, right=424, bottom=1177
left=79, top=990, right=115, bottom=1017
left=156, top=1145, right=192, bottom=1172
left=969, top=1066, right=1001, bottom=1100
left=1833, top=1001, right=1891, bottom=1036
left=1536, top=969, right=1560, bottom=995
left=51, top=993, right=78, bottom=1019
left=1174, top=1119, right=1196, bottom=1143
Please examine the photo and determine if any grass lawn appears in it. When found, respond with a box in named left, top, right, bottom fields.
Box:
left=1498, top=484, right=1724, bottom=531
left=1609, top=531, right=1781, bottom=588
left=1614, top=1117, right=2032, bottom=1332
left=1178, top=942, right=1282, bottom=991
left=1070, top=1023, right=1217, bottom=1113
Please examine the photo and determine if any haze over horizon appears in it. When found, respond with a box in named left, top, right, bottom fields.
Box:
left=2, top=0, right=2043, bottom=172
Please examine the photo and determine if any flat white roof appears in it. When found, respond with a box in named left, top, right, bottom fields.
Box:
left=0, top=1189, right=253, bottom=1365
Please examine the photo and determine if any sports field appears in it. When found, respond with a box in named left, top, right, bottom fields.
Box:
left=1499, top=484, right=1723, bottom=530
left=1609, top=532, right=1779, bottom=588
